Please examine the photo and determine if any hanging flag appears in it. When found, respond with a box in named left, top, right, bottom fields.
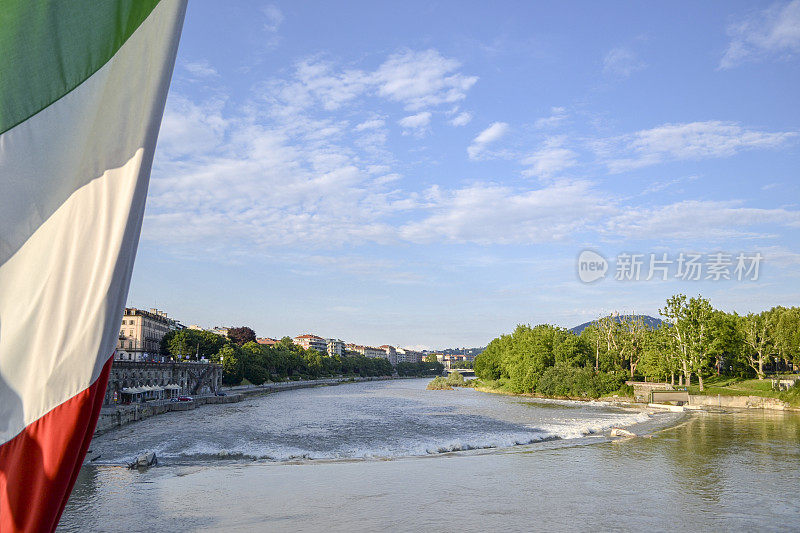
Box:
left=0, top=1, right=187, bottom=530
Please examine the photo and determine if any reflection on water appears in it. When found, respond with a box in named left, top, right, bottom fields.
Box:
left=59, top=381, right=800, bottom=532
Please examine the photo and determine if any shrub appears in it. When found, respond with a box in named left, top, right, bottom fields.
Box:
left=427, top=376, right=453, bottom=390
left=535, top=363, right=627, bottom=398
left=446, top=372, right=466, bottom=387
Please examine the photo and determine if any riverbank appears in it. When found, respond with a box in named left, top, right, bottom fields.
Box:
left=472, top=384, right=639, bottom=407
left=472, top=382, right=800, bottom=413
left=94, top=375, right=399, bottom=436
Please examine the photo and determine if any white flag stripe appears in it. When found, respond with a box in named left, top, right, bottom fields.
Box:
left=0, top=0, right=185, bottom=444
left=0, top=151, right=146, bottom=442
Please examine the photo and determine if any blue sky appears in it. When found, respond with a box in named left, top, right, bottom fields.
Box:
left=128, top=0, right=800, bottom=349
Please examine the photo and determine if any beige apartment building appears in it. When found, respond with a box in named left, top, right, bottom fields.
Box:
left=293, top=334, right=328, bottom=353
left=116, top=308, right=182, bottom=362
left=346, top=343, right=386, bottom=359
left=396, top=348, right=423, bottom=363
left=326, top=338, right=345, bottom=357
left=379, top=345, right=398, bottom=366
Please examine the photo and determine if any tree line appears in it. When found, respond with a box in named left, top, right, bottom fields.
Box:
left=474, top=294, right=799, bottom=394
left=160, top=328, right=442, bottom=385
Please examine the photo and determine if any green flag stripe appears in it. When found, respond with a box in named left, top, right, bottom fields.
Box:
left=0, top=0, right=162, bottom=135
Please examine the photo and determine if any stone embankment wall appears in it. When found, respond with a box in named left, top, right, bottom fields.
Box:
left=689, top=395, right=791, bottom=411
left=104, top=360, right=222, bottom=405
left=95, top=393, right=243, bottom=435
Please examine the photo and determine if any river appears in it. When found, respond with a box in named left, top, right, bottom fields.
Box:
left=59, top=378, right=800, bottom=532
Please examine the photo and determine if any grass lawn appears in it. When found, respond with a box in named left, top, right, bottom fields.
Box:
left=687, top=375, right=800, bottom=406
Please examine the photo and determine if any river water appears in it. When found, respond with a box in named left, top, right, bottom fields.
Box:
left=59, top=378, right=800, bottom=532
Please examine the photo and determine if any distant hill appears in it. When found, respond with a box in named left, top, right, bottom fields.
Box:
left=570, top=315, right=663, bottom=335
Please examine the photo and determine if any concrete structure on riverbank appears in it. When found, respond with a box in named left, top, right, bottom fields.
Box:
left=104, top=360, right=222, bottom=406
left=627, top=381, right=675, bottom=403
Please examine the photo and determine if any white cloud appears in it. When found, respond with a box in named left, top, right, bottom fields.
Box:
left=450, top=111, right=472, bottom=127
left=149, top=94, right=800, bottom=254
left=720, top=0, right=800, bottom=69
left=147, top=95, right=410, bottom=253
left=399, top=181, right=611, bottom=244
left=373, top=49, right=478, bottom=111
left=639, top=175, right=700, bottom=196
left=598, top=121, right=797, bottom=173
left=522, top=136, right=577, bottom=178
left=183, top=60, right=218, bottom=78
left=355, top=118, right=385, bottom=131
left=602, top=47, right=645, bottom=78
left=467, top=122, right=509, bottom=159
left=262, top=5, right=284, bottom=33
left=156, top=95, right=228, bottom=159
left=149, top=50, right=800, bottom=261
left=534, top=107, right=567, bottom=129
left=149, top=49, right=477, bottom=257
left=398, top=111, right=432, bottom=132
left=604, top=199, right=800, bottom=241
left=260, top=49, right=477, bottom=116
left=289, top=59, right=371, bottom=111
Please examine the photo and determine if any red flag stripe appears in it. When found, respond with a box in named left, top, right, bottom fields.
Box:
left=0, top=357, right=112, bottom=533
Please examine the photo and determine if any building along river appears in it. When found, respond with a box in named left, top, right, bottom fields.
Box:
left=59, top=378, right=800, bottom=532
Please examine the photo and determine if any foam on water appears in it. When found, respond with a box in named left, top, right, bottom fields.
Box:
left=89, top=379, right=660, bottom=465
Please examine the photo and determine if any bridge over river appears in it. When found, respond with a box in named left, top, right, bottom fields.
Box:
left=446, top=369, right=475, bottom=378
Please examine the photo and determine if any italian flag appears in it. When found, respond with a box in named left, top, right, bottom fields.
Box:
left=0, top=1, right=186, bottom=530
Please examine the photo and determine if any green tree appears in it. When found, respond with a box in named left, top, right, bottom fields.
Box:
left=240, top=341, right=270, bottom=385
left=639, top=324, right=677, bottom=384
left=217, top=344, right=243, bottom=385
left=617, top=315, right=647, bottom=378
left=505, top=325, right=556, bottom=393
left=553, top=330, right=591, bottom=368
left=473, top=336, right=507, bottom=380
left=579, top=323, right=606, bottom=372
left=162, top=329, right=226, bottom=360
left=660, top=294, right=692, bottom=387
left=596, top=314, right=624, bottom=372
left=770, top=306, right=800, bottom=369
left=684, top=296, right=715, bottom=391
left=739, top=311, right=772, bottom=379
left=707, top=309, right=742, bottom=376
